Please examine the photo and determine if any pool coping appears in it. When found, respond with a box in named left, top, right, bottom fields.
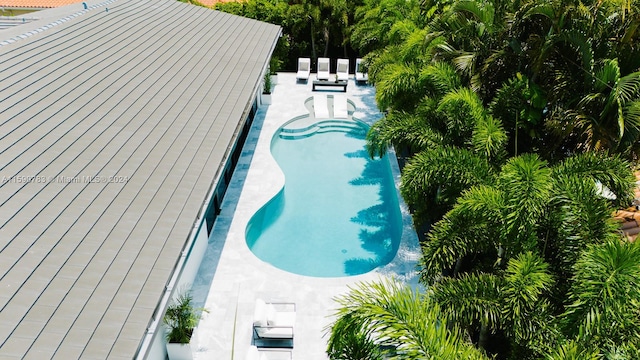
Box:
left=190, top=72, right=421, bottom=360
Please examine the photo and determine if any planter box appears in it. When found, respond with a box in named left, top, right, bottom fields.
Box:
left=261, top=93, right=272, bottom=105
left=167, top=342, right=193, bottom=360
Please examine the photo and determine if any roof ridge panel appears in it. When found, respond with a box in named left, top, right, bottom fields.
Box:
left=0, top=0, right=123, bottom=47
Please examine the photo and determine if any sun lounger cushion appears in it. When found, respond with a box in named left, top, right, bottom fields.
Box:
left=266, top=304, right=277, bottom=325
left=317, top=57, right=330, bottom=80
left=334, top=95, right=348, bottom=119
left=255, top=325, right=294, bottom=339
left=314, top=95, right=330, bottom=119
left=296, top=58, right=311, bottom=80
left=253, top=298, right=268, bottom=327
left=269, top=311, right=296, bottom=328
left=337, top=59, right=349, bottom=81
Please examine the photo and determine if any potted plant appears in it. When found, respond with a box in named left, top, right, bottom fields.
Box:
left=164, top=290, right=207, bottom=360
left=269, top=56, right=281, bottom=85
left=261, top=72, right=272, bottom=105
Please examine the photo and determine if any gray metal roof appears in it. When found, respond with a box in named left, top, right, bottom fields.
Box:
left=0, top=0, right=281, bottom=358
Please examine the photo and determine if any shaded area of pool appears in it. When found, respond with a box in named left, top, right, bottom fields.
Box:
left=245, top=118, right=403, bottom=277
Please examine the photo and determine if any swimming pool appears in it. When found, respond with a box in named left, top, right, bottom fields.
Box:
left=245, top=117, right=402, bottom=277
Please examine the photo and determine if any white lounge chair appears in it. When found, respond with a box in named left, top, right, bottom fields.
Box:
left=253, top=299, right=296, bottom=347
left=355, top=58, right=368, bottom=84
left=313, top=95, right=330, bottom=119
left=317, top=57, right=330, bottom=80
left=296, top=58, right=311, bottom=82
left=336, top=58, right=349, bottom=81
left=333, top=95, right=349, bottom=119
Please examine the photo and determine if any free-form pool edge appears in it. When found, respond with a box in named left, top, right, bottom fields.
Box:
left=246, top=117, right=402, bottom=277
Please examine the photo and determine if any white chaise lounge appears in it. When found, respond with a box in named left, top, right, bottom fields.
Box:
left=296, top=58, right=311, bottom=82
left=252, top=299, right=296, bottom=348
left=355, top=58, right=368, bottom=84
left=336, top=58, right=349, bottom=81
left=313, top=95, right=330, bottom=119
left=317, top=57, right=330, bottom=80
left=333, top=95, right=349, bottom=119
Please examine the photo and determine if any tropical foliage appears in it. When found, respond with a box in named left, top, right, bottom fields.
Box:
left=214, top=0, right=361, bottom=71
left=327, top=278, right=490, bottom=359
left=324, top=0, right=640, bottom=359
left=329, top=238, right=640, bottom=359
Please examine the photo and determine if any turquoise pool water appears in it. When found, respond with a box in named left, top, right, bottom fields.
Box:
left=245, top=118, right=402, bottom=277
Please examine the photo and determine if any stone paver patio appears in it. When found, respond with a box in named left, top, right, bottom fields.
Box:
left=190, top=72, right=421, bottom=360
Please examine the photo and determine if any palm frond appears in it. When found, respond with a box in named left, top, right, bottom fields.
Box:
left=437, top=87, right=487, bottom=145
left=564, top=239, right=640, bottom=345
left=365, top=110, right=443, bottom=158
left=419, top=61, right=463, bottom=97
left=326, top=279, right=489, bottom=359
left=451, top=0, right=496, bottom=33
left=543, top=339, right=601, bottom=360
left=420, top=184, right=504, bottom=280
left=472, top=114, right=508, bottom=161
left=615, top=71, right=640, bottom=104
left=430, top=272, right=502, bottom=329
left=375, top=62, right=422, bottom=110
left=400, top=146, right=494, bottom=225
left=497, top=154, right=552, bottom=249
left=501, top=252, right=559, bottom=351
left=552, top=152, right=635, bottom=209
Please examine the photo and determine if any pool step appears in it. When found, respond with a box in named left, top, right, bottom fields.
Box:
left=279, top=120, right=367, bottom=139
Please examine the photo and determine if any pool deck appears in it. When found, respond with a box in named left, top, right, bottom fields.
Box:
left=190, top=72, right=421, bottom=359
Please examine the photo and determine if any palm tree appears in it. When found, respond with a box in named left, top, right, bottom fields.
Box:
left=418, top=152, right=635, bottom=357
left=399, top=146, right=494, bottom=226
left=563, top=239, right=640, bottom=350
left=555, top=59, right=640, bottom=156
left=488, top=73, right=547, bottom=157
left=326, top=278, right=490, bottom=359
left=336, top=0, right=640, bottom=358
left=365, top=62, right=463, bottom=158
left=420, top=152, right=634, bottom=283
left=429, top=0, right=512, bottom=94
left=420, top=153, right=551, bottom=281
left=368, top=65, right=507, bottom=224
left=430, top=252, right=557, bottom=356
left=350, top=0, right=431, bottom=54
left=509, top=0, right=640, bottom=159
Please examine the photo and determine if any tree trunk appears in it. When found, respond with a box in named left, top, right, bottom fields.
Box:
left=453, top=257, right=463, bottom=277
left=514, top=111, right=519, bottom=156
left=323, top=27, right=330, bottom=57
left=310, top=21, right=317, bottom=62
left=478, top=321, right=489, bottom=350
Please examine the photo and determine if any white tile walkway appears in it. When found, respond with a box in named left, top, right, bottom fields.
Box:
left=190, top=72, right=421, bottom=360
